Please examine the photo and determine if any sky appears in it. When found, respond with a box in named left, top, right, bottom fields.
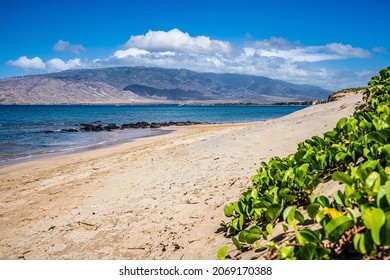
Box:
left=1, top=0, right=389, bottom=91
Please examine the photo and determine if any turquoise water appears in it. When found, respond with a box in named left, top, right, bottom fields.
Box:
left=0, top=105, right=306, bottom=165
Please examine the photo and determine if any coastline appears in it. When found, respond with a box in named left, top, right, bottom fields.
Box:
left=0, top=92, right=363, bottom=260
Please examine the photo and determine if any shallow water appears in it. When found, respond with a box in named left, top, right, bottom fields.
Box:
left=0, top=104, right=306, bottom=165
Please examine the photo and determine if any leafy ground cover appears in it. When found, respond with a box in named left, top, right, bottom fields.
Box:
left=218, top=67, right=390, bottom=260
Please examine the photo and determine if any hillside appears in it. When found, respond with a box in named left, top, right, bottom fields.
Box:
left=0, top=67, right=331, bottom=104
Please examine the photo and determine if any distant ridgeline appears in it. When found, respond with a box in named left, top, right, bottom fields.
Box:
left=0, top=66, right=331, bottom=104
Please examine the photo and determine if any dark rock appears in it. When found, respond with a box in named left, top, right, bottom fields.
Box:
left=43, top=130, right=55, bottom=133
left=134, top=122, right=150, bottom=129
left=61, top=128, right=79, bottom=132
left=150, top=123, right=162, bottom=128
left=80, top=123, right=104, bottom=131
left=104, top=123, right=120, bottom=130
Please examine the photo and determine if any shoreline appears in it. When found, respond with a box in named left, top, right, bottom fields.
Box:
left=0, top=92, right=363, bottom=260
left=0, top=128, right=175, bottom=169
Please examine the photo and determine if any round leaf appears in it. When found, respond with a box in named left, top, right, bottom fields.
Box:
left=246, top=233, right=261, bottom=244
left=325, top=216, right=354, bottom=243
left=223, top=203, right=234, bottom=217
left=238, top=230, right=249, bottom=243
left=217, top=245, right=229, bottom=260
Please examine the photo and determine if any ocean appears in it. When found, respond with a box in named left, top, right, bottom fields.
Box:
left=0, top=104, right=307, bottom=166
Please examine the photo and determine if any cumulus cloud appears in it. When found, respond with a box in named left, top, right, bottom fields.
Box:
left=7, top=56, right=46, bottom=70
left=104, top=30, right=374, bottom=89
left=46, top=58, right=82, bottom=71
left=7, top=56, right=82, bottom=72
left=53, top=40, right=86, bottom=54
left=125, top=28, right=232, bottom=54
left=7, top=29, right=378, bottom=90
left=113, top=48, right=151, bottom=59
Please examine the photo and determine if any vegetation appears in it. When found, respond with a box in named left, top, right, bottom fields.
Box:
left=218, top=67, right=390, bottom=260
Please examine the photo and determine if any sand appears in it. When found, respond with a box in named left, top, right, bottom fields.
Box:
left=0, top=92, right=363, bottom=260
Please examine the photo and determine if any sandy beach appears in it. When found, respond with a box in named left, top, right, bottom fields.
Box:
left=0, top=92, right=363, bottom=260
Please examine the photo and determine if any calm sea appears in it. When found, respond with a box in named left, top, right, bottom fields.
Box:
left=0, top=105, right=306, bottom=166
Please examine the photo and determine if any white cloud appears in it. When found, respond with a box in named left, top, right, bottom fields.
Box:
left=46, top=58, right=82, bottom=71
left=244, top=40, right=372, bottom=62
left=325, top=43, right=371, bottom=58
left=104, top=31, right=374, bottom=89
left=113, top=48, right=150, bottom=59
left=125, top=28, right=232, bottom=54
left=7, top=56, right=46, bottom=70
left=53, top=40, right=86, bottom=54
left=7, top=29, right=378, bottom=90
left=7, top=56, right=82, bottom=72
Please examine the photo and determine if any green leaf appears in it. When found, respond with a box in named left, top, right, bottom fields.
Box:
left=333, top=190, right=346, bottom=206
left=365, top=131, right=388, bottom=144
left=217, top=245, right=229, bottom=260
left=295, top=211, right=305, bottom=224
left=283, top=206, right=296, bottom=225
left=232, top=216, right=244, bottom=231
left=315, top=209, right=330, bottom=227
left=238, top=230, right=249, bottom=243
left=346, top=207, right=357, bottom=223
left=386, top=181, right=390, bottom=206
left=282, top=224, right=289, bottom=233
left=266, top=223, right=273, bottom=236
left=362, top=207, right=386, bottom=245
left=299, top=228, right=321, bottom=245
left=382, top=212, right=390, bottom=246
left=238, top=214, right=245, bottom=231
left=266, top=203, right=283, bottom=222
left=307, top=203, right=321, bottom=219
left=249, top=225, right=262, bottom=235
left=332, top=172, right=353, bottom=186
left=232, top=237, right=243, bottom=250
left=246, top=233, right=261, bottom=244
left=279, top=246, right=295, bottom=259
left=365, top=171, right=381, bottom=192
left=353, top=233, right=367, bottom=255
left=251, top=188, right=258, bottom=199
left=336, top=117, right=348, bottom=130
left=252, top=199, right=271, bottom=209
left=237, top=201, right=246, bottom=215
left=295, top=243, right=316, bottom=260
left=325, top=216, right=354, bottom=243
left=318, top=196, right=330, bottom=208
left=223, top=203, right=234, bottom=217
left=377, top=184, right=390, bottom=209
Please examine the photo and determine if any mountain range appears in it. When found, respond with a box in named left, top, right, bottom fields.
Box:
left=0, top=67, right=331, bottom=104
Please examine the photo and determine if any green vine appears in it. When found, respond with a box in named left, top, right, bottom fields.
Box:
left=218, top=67, right=390, bottom=260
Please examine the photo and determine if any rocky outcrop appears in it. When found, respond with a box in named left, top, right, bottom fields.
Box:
left=41, top=121, right=210, bottom=134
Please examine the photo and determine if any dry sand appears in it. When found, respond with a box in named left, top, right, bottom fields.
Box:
left=0, top=92, right=363, bottom=260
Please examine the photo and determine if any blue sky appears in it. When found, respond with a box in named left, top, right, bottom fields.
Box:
left=1, top=0, right=389, bottom=90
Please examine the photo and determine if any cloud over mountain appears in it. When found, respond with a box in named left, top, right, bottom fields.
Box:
left=7, top=56, right=46, bottom=70
left=6, top=29, right=376, bottom=90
